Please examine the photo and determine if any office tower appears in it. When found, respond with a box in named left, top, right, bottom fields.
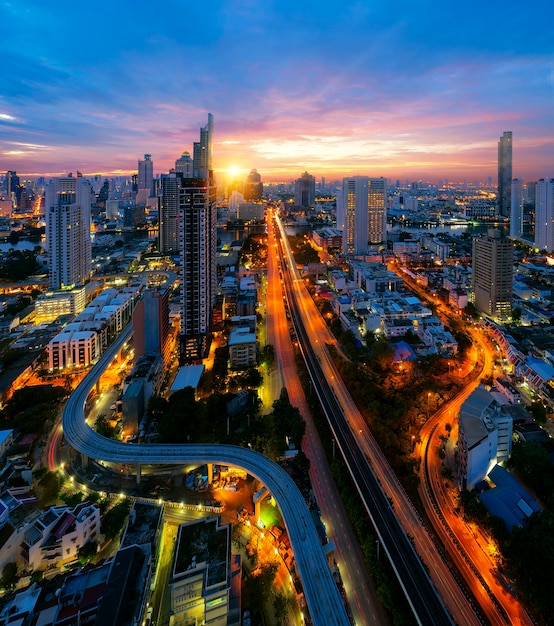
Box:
left=138, top=154, right=153, bottom=193
left=472, top=228, right=513, bottom=321
left=498, top=131, right=512, bottom=218
left=342, top=176, right=387, bottom=255
left=534, top=178, right=554, bottom=252
left=4, top=170, right=20, bottom=206
left=175, top=151, right=193, bottom=176
left=510, top=178, right=524, bottom=239
left=294, top=171, right=316, bottom=209
left=133, top=287, right=171, bottom=365
left=45, top=174, right=93, bottom=290
left=179, top=114, right=217, bottom=362
left=244, top=169, right=263, bottom=201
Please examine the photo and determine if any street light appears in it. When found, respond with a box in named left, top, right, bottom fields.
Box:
left=427, top=392, right=431, bottom=418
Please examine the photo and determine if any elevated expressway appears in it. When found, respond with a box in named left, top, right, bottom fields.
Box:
left=62, top=325, right=350, bottom=626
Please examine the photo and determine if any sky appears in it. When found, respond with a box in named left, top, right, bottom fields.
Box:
left=0, top=0, right=553, bottom=183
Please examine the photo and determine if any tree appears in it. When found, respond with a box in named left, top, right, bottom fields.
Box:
left=101, top=499, right=131, bottom=540
left=78, top=540, right=98, bottom=564
left=0, top=562, right=19, bottom=591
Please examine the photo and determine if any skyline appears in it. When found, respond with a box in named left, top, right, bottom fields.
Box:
left=1, top=0, right=553, bottom=182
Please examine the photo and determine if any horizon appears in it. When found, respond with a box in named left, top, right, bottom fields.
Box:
left=1, top=1, right=553, bottom=182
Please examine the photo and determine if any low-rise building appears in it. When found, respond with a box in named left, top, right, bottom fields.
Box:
left=228, top=327, right=257, bottom=369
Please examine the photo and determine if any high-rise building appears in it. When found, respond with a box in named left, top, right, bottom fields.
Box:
left=179, top=114, right=216, bottom=362
left=133, top=287, right=171, bottom=366
left=159, top=173, right=180, bottom=254
left=45, top=174, right=93, bottom=290
left=175, top=151, right=193, bottom=176
left=243, top=169, right=263, bottom=201
left=294, top=171, right=315, bottom=209
left=498, top=131, right=512, bottom=218
left=510, top=178, right=524, bottom=239
left=534, top=178, right=554, bottom=252
left=342, top=176, right=387, bottom=255
left=138, top=154, right=153, bottom=193
left=472, top=228, right=513, bottom=321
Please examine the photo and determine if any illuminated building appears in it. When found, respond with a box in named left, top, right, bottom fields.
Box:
left=138, top=153, right=153, bottom=194
left=294, top=171, right=315, bottom=209
left=179, top=114, right=217, bottom=362
left=169, top=517, right=237, bottom=626
left=497, top=131, right=512, bottom=218
left=510, top=177, right=524, bottom=239
left=243, top=168, right=263, bottom=201
left=45, top=174, right=93, bottom=290
left=471, top=228, right=513, bottom=321
left=534, top=177, right=554, bottom=252
left=132, top=286, right=171, bottom=366
left=342, top=176, right=387, bottom=255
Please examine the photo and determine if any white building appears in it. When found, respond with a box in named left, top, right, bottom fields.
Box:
left=45, top=175, right=93, bottom=290
left=457, top=386, right=513, bottom=490
left=228, top=327, right=257, bottom=369
left=342, top=177, right=387, bottom=255
left=534, top=178, right=554, bottom=252
left=34, top=286, right=87, bottom=322
left=510, top=178, right=524, bottom=239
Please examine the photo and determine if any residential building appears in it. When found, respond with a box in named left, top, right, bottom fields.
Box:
left=510, top=177, right=524, bottom=239
left=534, top=178, right=554, bottom=252
left=294, top=171, right=315, bottom=209
left=138, top=154, right=153, bottom=194
left=169, top=517, right=238, bottom=626
left=498, top=131, right=512, bottom=218
left=243, top=169, right=263, bottom=201
left=457, top=386, right=513, bottom=490
left=228, top=327, right=257, bottom=369
left=45, top=174, right=93, bottom=290
left=159, top=172, right=180, bottom=254
left=342, top=176, right=387, bottom=255
left=472, top=228, right=513, bottom=321
left=179, top=114, right=217, bottom=362
left=133, top=287, right=171, bottom=366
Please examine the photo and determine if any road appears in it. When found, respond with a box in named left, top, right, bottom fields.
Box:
left=274, top=213, right=483, bottom=625
left=266, top=213, right=389, bottom=625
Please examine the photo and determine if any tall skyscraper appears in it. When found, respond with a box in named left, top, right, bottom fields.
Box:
left=498, top=131, right=512, bottom=218
left=342, top=176, right=387, bottom=255
left=45, top=174, right=93, bottom=290
left=534, top=178, right=554, bottom=252
left=179, top=114, right=216, bottom=362
left=472, top=228, right=513, bottom=321
left=138, top=154, right=153, bottom=193
left=294, top=171, right=316, bottom=209
left=244, top=169, right=263, bottom=201
left=510, top=178, right=524, bottom=239
left=175, top=151, right=193, bottom=176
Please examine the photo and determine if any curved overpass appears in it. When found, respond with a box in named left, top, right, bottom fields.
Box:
left=62, top=326, right=349, bottom=626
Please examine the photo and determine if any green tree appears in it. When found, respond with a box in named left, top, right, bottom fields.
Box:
left=0, top=562, right=19, bottom=591
left=78, top=540, right=98, bottom=564
left=102, top=499, right=131, bottom=540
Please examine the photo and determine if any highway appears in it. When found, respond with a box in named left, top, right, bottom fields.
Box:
left=62, top=324, right=350, bottom=626
left=274, top=213, right=483, bottom=625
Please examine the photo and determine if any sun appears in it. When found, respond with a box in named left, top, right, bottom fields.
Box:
left=227, top=165, right=240, bottom=178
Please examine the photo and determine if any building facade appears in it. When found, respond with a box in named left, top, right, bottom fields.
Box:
left=498, top=131, right=512, bottom=218
left=138, top=154, right=153, bottom=194
left=45, top=174, right=93, bottom=290
left=534, top=178, right=554, bottom=252
left=342, top=176, right=387, bottom=255
left=510, top=177, right=524, bottom=239
left=179, top=114, right=217, bottom=362
left=472, top=228, right=513, bottom=321
left=294, top=171, right=316, bottom=209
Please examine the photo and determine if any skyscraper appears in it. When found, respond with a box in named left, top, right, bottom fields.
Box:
left=342, top=176, right=387, bottom=255
left=498, top=131, right=512, bottom=218
left=175, top=151, right=193, bottom=176
left=138, top=154, right=153, bottom=193
left=244, top=169, right=263, bottom=201
left=159, top=173, right=180, bottom=254
left=510, top=178, right=524, bottom=239
left=294, top=171, right=316, bottom=209
left=133, top=287, right=171, bottom=366
left=179, top=114, right=216, bottom=362
left=534, top=178, right=554, bottom=252
left=45, top=174, right=93, bottom=290
left=472, top=228, right=513, bottom=321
